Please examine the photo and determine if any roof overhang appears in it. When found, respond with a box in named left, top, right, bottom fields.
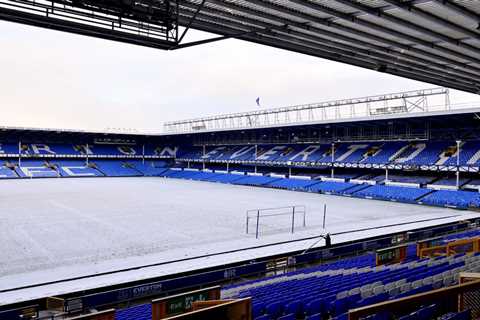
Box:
left=1, top=0, right=480, bottom=93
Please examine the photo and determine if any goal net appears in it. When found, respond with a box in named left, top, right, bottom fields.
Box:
left=246, top=205, right=306, bottom=239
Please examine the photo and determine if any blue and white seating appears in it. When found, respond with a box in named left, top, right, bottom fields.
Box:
left=92, top=160, right=142, bottom=177
left=420, top=190, right=480, bottom=209
left=129, top=160, right=169, bottom=176
left=14, top=160, right=59, bottom=178
left=223, top=240, right=480, bottom=320
left=0, top=163, right=17, bottom=178
left=115, top=303, right=151, bottom=320
left=354, top=185, right=432, bottom=203
left=53, top=160, right=103, bottom=177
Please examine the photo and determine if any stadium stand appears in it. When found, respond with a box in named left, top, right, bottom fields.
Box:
left=444, top=141, right=480, bottom=167
left=420, top=190, right=480, bottom=209
left=53, top=160, right=104, bottom=177
left=431, top=177, right=471, bottom=187
left=115, top=303, right=151, bottom=320
left=362, top=142, right=407, bottom=165
left=231, top=175, right=282, bottom=187
left=266, top=178, right=320, bottom=191
left=1, top=211, right=479, bottom=320
left=13, top=160, right=59, bottom=178
left=92, top=160, right=142, bottom=177
left=0, top=163, right=17, bottom=178
left=173, top=141, right=480, bottom=167
left=4, top=148, right=480, bottom=211
left=102, top=228, right=480, bottom=320
left=307, top=181, right=356, bottom=194
left=128, top=160, right=169, bottom=176
left=395, top=142, right=450, bottom=166
left=386, top=174, right=436, bottom=185
left=354, top=185, right=433, bottom=203
left=222, top=242, right=479, bottom=320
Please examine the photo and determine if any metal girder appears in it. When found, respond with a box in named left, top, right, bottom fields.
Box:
left=0, top=5, right=176, bottom=49
left=178, top=3, right=478, bottom=88
left=179, top=1, right=480, bottom=85
left=199, top=0, right=480, bottom=77
left=382, top=0, right=480, bottom=41
left=164, top=87, right=449, bottom=135
left=303, top=0, right=480, bottom=63
left=433, top=0, right=480, bottom=24
left=177, top=0, right=206, bottom=43
left=177, top=14, right=374, bottom=69
left=179, top=11, right=475, bottom=92
left=170, top=29, right=258, bottom=50
left=1, top=0, right=480, bottom=94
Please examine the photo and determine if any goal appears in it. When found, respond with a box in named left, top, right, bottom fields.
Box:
left=245, top=205, right=306, bottom=239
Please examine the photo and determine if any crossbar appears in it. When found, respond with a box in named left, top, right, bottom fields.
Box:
left=246, top=205, right=306, bottom=239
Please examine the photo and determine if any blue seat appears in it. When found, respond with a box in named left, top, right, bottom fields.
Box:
left=305, top=298, right=322, bottom=315
left=252, top=303, right=265, bottom=318
left=398, top=312, right=418, bottom=320
left=265, top=302, right=283, bottom=319
left=417, top=304, right=436, bottom=319
left=284, top=300, right=303, bottom=316
left=277, top=313, right=295, bottom=320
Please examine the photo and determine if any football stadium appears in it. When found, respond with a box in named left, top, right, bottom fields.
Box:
left=2, top=0, right=480, bottom=320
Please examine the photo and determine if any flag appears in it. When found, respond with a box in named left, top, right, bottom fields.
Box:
left=256, top=97, right=260, bottom=107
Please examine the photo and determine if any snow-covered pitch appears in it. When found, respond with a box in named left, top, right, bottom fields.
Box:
left=0, top=177, right=476, bottom=304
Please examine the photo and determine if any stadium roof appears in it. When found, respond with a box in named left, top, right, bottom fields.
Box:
left=1, top=1, right=480, bottom=94
left=176, top=0, right=480, bottom=94
left=162, top=105, right=480, bottom=137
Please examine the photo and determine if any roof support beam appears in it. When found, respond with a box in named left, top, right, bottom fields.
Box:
left=170, top=29, right=258, bottom=50
left=178, top=11, right=478, bottom=93
left=328, top=0, right=480, bottom=58
left=176, top=0, right=206, bottom=44
left=178, top=2, right=480, bottom=85
left=210, top=0, right=480, bottom=71
left=433, top=0, right=480, bottom=25
left=383, top=0, right=480, bottom=40
left=185, top=0, right=480, bottom=83
left=202, top=0, right=480, bottom=77
left=286, top=0, right=480, bottom=64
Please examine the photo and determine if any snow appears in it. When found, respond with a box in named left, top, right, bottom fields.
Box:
left=0, top=177, right=477, bottom=305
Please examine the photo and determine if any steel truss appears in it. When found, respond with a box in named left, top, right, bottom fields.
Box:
left=0, top=0, right=180, bottom=47
left=164, top=87, right=450, bottom=134
left=0, top=0, right=260, bottom=49
left=1, top=1, right=480, bottom=92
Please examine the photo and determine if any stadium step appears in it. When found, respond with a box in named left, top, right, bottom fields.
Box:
left=415, top=189, right=436, bottom=202
left=89, top=163, right=107, bottom=177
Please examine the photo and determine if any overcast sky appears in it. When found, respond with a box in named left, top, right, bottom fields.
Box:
left=1, top=21, right=479, bottom=133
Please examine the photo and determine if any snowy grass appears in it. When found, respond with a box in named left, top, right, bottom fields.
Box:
left=0, top=177, right=471, bottom=301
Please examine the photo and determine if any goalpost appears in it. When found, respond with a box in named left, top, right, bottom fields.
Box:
left=246, top=205, right=306, bottom=239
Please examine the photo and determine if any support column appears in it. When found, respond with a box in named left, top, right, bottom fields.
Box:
left=331, top=142, right=335, bottom=178
left=456, top=140, right=461, bottom=189
left=142, top=144, right=145, bottom=165
left=254, top=144, right=258, bottom=174
left=18, top=140, right=21, bottom=167
left=291, top=206, right=295, bottom=234
left=202, top=144, right=206, bottom=171
left=385, top=168, right=389, bottom=183
left=86, top=143, right=89, bottom=166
